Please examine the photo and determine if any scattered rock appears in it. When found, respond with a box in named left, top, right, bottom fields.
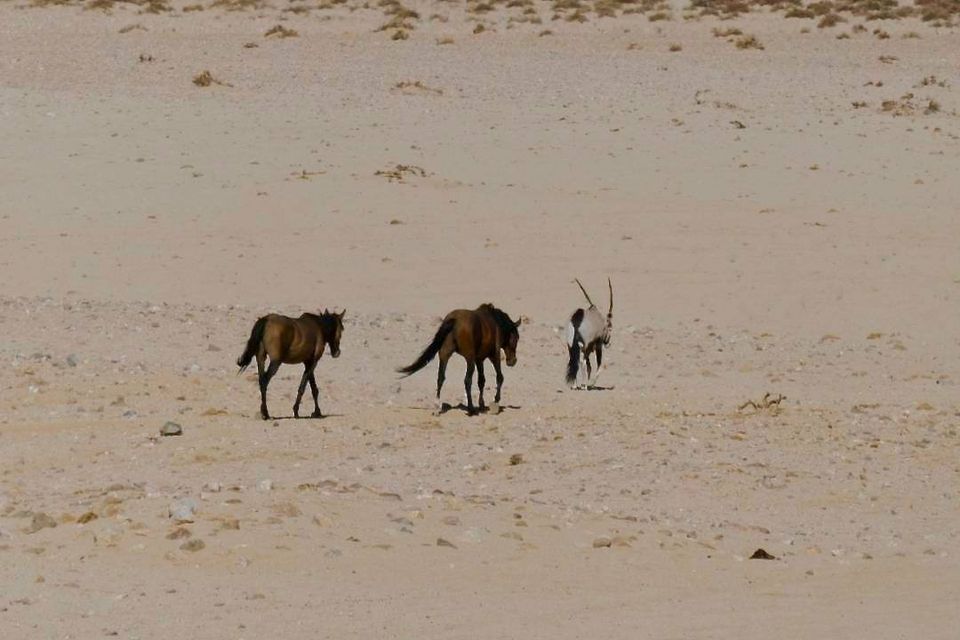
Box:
left=180, top=539, right=205, bottom=552
left=220, top=518, right=240, bottom=531
left=77, top=512, right=98, bottom=524
left=257, top=479, right=273, bottom=492
left=169, top=499, right=196, bottom=523
left=442, top=515, right=461, bottom=526
left=166, top=527, right=192, bottom=540
left=436, top=537, right=457, bottom=549
left=65, top=354, right=78, bottom=367
left=593, top=537, right=613, bottom=548
left=25, top=513, right=57, bottom=534
left=509, top=453, right=524, bottom=466
left=202, top=481, right=222, bottom=493
left=160, top=421, right=183, bottom=437
left=749, top=548, right=776, bottom=560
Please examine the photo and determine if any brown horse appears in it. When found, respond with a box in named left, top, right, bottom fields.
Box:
left=237, top=310, right=345, bottom=420
left=398, top=303, right=521, bottom=415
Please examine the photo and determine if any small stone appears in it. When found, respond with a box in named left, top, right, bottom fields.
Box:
left=442, top=515, right=461, bottom=526
left=749, top=548, right=776, bottom=560
left=593, top=537, right=613, bottom=548
left=436, top=537, right=457, bottom=549
left=509, top=453, right=523, bottom=466
left=169, top=499, right=196, bottom=523
left=77, top=512, right=98, bottom=524
left=220, top=518, right=240, bottom=530
left=611, top=536, right=632, bottom=548
left=202, top=481, right=222, bottom=493
left=257, top=479, right=273, bottom=492
left=180, top=539, right=205, bottom=552
left=65, top=354, right=78, bottom=367
left=166, top=527, right=192, bottom=540
left=25, top=512, right=58, bottom=534
left=160, top=421, right=183, bottom=437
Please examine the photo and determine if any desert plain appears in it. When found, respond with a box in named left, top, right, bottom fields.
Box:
left=1, top=0, right=959, bottom=636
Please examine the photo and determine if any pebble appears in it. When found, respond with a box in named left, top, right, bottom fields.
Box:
left=180, top=539, right=205, bottom=552
left=160, top=421, right=183, bottom=437
left=25, top=512, right=58, bottom=534
left=592, top=537, right=613, bottom=548
left=65, top=354, right=78, bottom=367
left=202, top=481, right=222, bottom=493
left=436, top=537, right=457, bottom=549
left=169, top=499, right=196, bottom=523
left=257, top=479, right=273, bottom=492
left=77, top=512, right=98, bottom=524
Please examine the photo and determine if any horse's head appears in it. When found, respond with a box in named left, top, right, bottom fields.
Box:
left=322, top=309, right=345, bottom=358
left=502, top=315, right=521, bottom=367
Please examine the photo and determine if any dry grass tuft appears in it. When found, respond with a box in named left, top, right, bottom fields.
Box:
left=192, top=70, right=231, bottom=88
left=375, top=164, right=427, bottom=182
left=392, top=80, right=443, bottom=95
left=264, top=24, right=299, bottom=38
left=734, top=33, right=763, bottom=48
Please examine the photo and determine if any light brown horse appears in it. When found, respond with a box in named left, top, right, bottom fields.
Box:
left=398, top=303, right=521, bottom=415
left=237, top=310, right=345, bottom=420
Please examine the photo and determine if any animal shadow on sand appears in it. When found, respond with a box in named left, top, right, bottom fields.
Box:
left=435, top=402, right=522, bottom=415
left=265, top=413, right=344, bottom=421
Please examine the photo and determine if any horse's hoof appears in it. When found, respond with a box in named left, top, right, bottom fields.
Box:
left=260, top=412, right=270, bottom=421
left=311, top=410, right=323, bottom=419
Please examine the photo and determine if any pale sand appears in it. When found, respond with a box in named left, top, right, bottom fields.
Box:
left=1, top=3, right=959, bottom=638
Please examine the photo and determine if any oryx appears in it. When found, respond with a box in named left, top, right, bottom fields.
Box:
left=565, top=278, right=613, bottom=389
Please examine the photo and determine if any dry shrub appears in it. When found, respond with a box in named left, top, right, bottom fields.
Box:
left=712, top=26, right=743, bottom=35
left=193, top=70, right=231, bottom=87
left=817, top=12, right=844, bottom=26
left=734, top=33, right=763, bottom=48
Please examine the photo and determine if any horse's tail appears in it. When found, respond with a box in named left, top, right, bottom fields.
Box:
left=398, top=318, right=455, bottom=377
left=565, top=319, right=580, bottom=385
left=237, top=316, right=268, bottom=373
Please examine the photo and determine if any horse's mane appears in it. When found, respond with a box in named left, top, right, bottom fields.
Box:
left=479, top=303, right=516, bottom=336
left=305, top=311, right=340, bottom=336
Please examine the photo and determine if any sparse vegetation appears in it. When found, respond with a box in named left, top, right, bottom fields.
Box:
left=734, top=33, right=763, bottom=49
left=264, top=24, right=299, bottom=38
left=192, top=70, right=231, bottom=88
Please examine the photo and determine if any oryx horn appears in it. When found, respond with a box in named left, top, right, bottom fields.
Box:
left=574, top=278, right=596, bottom=308
left=607, top=277, right=613, bottom=317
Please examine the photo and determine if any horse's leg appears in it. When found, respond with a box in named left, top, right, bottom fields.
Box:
left=293, top=361, right=313, bottom=418
left=308, top=370, right=322, bottom=418
left=435, top=345, right=452, bottom=414
left=492, top=357, right=504, bottom=403
left=259, top=359, right=281, bottom=420
left=464, top=360, right=476, bottom=415
left=476, top=360, right=486, bottom=412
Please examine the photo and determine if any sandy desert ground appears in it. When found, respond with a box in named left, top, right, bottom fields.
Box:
left=1, top=0, right=959, bottom=637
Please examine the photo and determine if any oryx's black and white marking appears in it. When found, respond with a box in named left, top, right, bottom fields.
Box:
left=565, top=278, right=613, bottom=389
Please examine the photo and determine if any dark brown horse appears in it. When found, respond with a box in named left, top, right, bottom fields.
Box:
left=237, top=310, right=345, bottom=420
left=398, top=303, right=521, bottom=415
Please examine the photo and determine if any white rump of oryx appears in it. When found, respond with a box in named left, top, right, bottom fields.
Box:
left=565, top=278, right=613, bottom=389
